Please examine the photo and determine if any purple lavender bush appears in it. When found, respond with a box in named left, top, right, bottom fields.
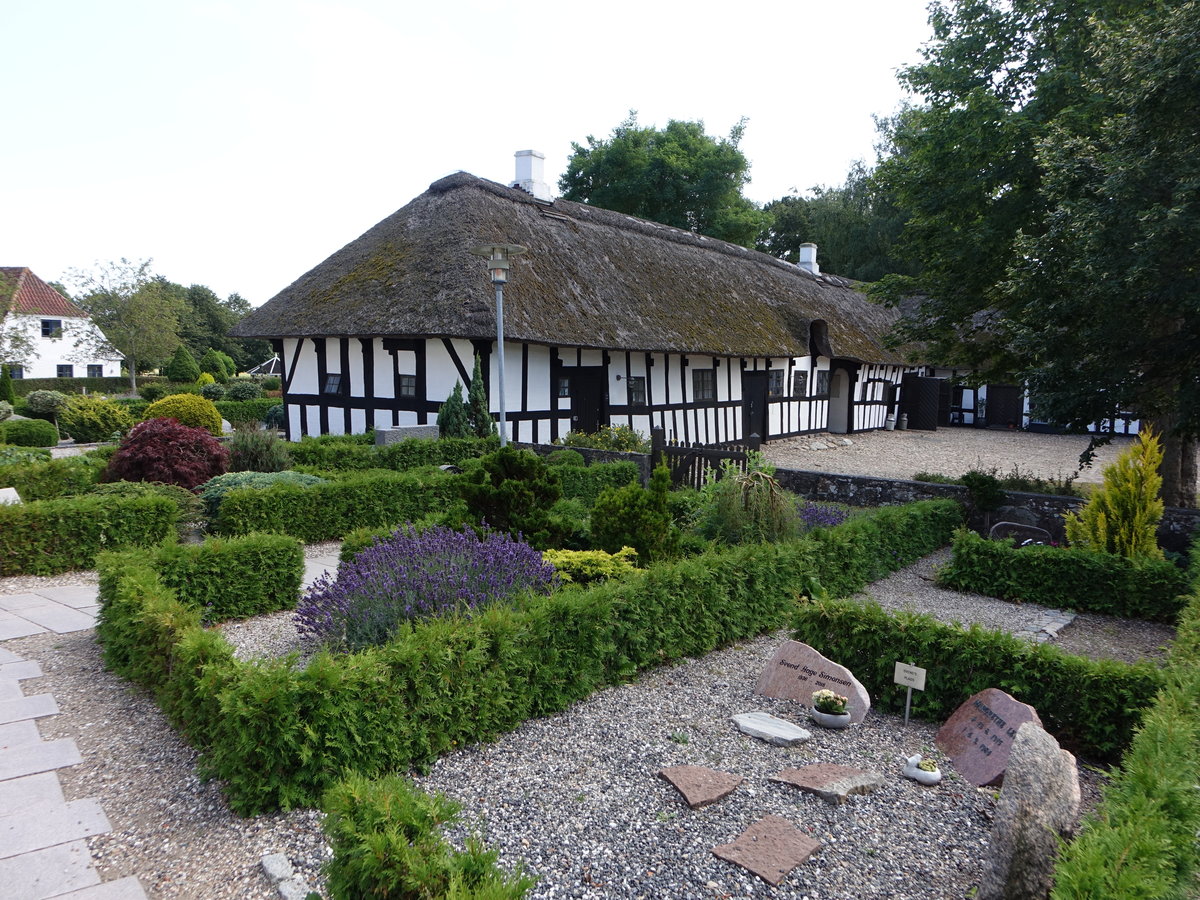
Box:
left=797, top=500, right=851, bottom=532
left=295, top=525, right=559, bottom=652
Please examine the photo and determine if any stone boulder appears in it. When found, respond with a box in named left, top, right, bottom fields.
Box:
left=978, top=721, right=1080, bottom=900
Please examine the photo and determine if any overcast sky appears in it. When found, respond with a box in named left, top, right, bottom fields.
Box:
left=3, top=0, right=933, bottom=306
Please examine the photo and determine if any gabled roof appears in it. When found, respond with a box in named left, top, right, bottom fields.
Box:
left=232, top=173, right=906, bottom=363
left=0, top=267, right=88, bottom=319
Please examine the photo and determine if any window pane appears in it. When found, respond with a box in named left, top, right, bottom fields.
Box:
left=322, top=374, right=342, bottom=394
left=57, top=364, right=74, bottom=378
left=693, top=369, right=715, bottom=401
left=398, top=375, right=417, bottom=398
left=87, top=365, right=103, bottom=378
left=557, top=376, right=570, bottom=398
left=41, top=319, right=62, bottom=338
left=627, top=376, right=646, bottom=406
left=6, top=366, right=22, bottom=379
left=792, top=371, right=808, bottom=398
left=768, top=370, right=785, bottom=397
left=816, top=371, right=830, bottom=395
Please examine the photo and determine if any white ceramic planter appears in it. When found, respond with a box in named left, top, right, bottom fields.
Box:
left=902, top=754, right=943, bottom=786
left=811, top=709, right=851, bottom=729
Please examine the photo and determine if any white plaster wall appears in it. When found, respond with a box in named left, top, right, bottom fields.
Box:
left=346, top=340, right=364, bottom=397
left=283, top=338, right=319, bottom=394
left=525, top=345, right=552, bottom=410
left=1, top=314, right=121, bottom=379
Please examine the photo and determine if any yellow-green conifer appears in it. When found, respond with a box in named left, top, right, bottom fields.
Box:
left=1064, top=430, right=1164, bottom=560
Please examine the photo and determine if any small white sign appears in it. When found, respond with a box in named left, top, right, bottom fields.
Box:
left=894, top=662, right=927, bottom=691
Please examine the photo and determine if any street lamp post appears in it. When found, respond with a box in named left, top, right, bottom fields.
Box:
left=469, top=243, right=527, bottom=446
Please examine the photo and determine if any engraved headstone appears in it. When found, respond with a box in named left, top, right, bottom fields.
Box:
left=659, top=766, right=744, bottom=809
left=936, top=688, right=1042, bottom=787
left=755, top=641, right=871, bottom=724
left=712, top=815, right=821, bottom=886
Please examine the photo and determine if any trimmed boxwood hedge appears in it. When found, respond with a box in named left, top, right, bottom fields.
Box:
left=938, top=528, right=1190, bottom=621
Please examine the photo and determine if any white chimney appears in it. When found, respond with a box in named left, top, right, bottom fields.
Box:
left=798, top=242, right=820, bottom=275
left=512, top=149, right=553, bottom=202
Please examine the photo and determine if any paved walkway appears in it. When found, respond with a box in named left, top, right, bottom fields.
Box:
left=0, top=552, right=341, bottom=898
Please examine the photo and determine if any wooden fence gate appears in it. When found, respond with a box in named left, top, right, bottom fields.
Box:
left=649, top=427, right=762, bottom=489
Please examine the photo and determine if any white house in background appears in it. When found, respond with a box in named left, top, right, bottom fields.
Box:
left=233, top=152, right=918, bottom=445
left=0, top=267, right=122, bottom=380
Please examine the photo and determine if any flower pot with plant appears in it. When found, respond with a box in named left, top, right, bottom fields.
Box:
left=902, top=754, right=942, bottom=786
left=810, top=689, right=851, bottom=729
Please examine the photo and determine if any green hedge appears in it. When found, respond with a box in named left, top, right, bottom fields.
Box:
left=99, top=533, right=302, bottom=621
left=0, top=456, right=106, bottom=501
left=0, top=494, right=176, bottom=575
left=938, top=529, right=1190, bottom=621
left=554, top=461, right=640, bottom=506
left=10, top=376, right=140, bottom=397
left=1050, top=559, right=1200, bottom=898
left=287, top=434, right=497, bottom=472
left=213, top=399, right=282, bottom=425
left=96, top=499, right=960, bottom=814
left=213, top=469, right=460, bottom=541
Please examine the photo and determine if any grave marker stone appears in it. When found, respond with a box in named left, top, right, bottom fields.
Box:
left=0, top=488, right=21, bottom=505
left=711, top=815, right=820, bottom=886
left=936, top=688, right=1042, bottom=786
left=755, top=641, right=870, bottom=724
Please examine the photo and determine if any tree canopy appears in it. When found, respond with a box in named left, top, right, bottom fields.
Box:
left=873, top=0, right=1199, bottom=504
left=559, top=113, right=770, bottom=249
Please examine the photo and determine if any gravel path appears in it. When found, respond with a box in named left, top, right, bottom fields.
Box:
left=4, top=539, right=1170, bottom=899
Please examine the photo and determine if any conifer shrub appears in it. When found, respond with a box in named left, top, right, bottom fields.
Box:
left=196, top=372, right=216, bottom=387
left=321, top=773, right=535, bottom=900
left=144, top=393, right=223, bottom=435
left=89, top=481, right=205, bottom=530
left=225, top=380, right=262, bottom=401
left=58, top=394, right=135, bottom=443
left=105, top=418, right=229, bottom=490
left=543, top=546, right=639, bottom=584
left=1065, top=430, right=1165, bottom=560
left=227, top=428, right=292, bottom=473
left=0, top=366, right=14, bottom=404
left=164, top=345, right=201, bottom=383
left=199, top=348, right=230, bottom=383
left=437, top=382, right=470, bottom=438
left=198, top=470, right=324, bottom=518
left=295, top=525, right=558, bottom=652
left=0, top=455, right=106, bottom=500
left=199, top=381, right=225, bottom=400
left=139, top=382, right=169, bottom=402
left=262, top=376, right=282, bottom=391
left=467, top=354, right=496, bottom=438
left=0, top=418, right=59, bottom=447
left=459, top=445, right=563, bottom=548
left=591, top=463, right=678, bottom=563
left=262, top=402, right=286, bottom=430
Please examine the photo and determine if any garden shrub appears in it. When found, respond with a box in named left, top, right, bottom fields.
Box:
left=0, top=493, right=175, bottom=575
left=95, top=499, right=961, bottom=813
left=321, top=772, right=534, bottom=900
left=225, top=380, right=262, bottom=401
left=437, top=382, right=470, bottom=438
left=23, top=389, right=69, bottom=422
left=0, top=401, right=11, bottom=423
left=0, top=366, right=13, bottom=404
left=459, top=446, right=563, bottom=549
left=199, top=348, right=229, bottom=383
left=199, top=381, right=225, bottom=400
left=798, top=499, right=851, bottom=532
left=105, top=418, right=229, bottom=490
left=554, top=460, right=640, bottom=506
left=261, top=376, right=281, bottom=391
left=199, top=470, right=325, bottom=518
left=591, top=463, right=677, bottom=563
left=0, top=418, right=59, bottom=447
left=545, top=448, right=585, bottom=467
left=214, top=469, right=458, bottom=542
left=227, top=428, right=291, bottom=473
left=287, top=434, right=496, bottom=472
left=1066, top=430, right=1165, bottom=560
left=698, top=453, right=797, bottom=545
left=139, top=382, right=169, bottom=402
left=466, top=355, right=495, bottom=438
left=262, top=402, right=286, bottom=430
left=58, top=394, right=135, bottom=443
left=938, top=529, right=1188, bottom=621
left=197, top=372, right=216, bottom=387
left=144, top=393, right=223, bottom=435
left=556, top=425, right=650, bottom=453
left=543, top=546, right=639, bottom=584
left=214, top=399, right=283, bottom=428
left=0, top=455, right=106, bottom=501
left=89, top=481, right=205, bottom=530
left=296, top=526, right=557, bottom=652
left=0, top=446, right=51, bottom=466
left=164, top=345, right=201, bottom=383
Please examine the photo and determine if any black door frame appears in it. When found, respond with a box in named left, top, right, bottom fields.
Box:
left=566, top=367, right=608, bottom=434
left=741, top=371, right=769, bottom=441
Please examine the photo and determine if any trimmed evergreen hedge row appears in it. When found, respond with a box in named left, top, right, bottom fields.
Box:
left=96, top=499, right=962, bottom=814
left=286, top=435, right=497, bottom=471
left=938, top=529, right=1189, bottom=621
left=213, top=469, right=461, bottom=542
left=10, top=376, right=140, bottom=397
left=213, top=399, right=281, bottom=425
left=0, top=494, right=176, bottom=575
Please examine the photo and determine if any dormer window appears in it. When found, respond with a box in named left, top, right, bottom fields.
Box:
left=41, top=319, right=62, bottom=338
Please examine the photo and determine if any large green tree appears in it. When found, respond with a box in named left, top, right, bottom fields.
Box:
left=66, top=259, right=185, bottom=391
left=559, top=113, right=770, bottom=248
left=176, top=284, right=270, bottom=373
left=1003, top=1, right=1200, bottom=505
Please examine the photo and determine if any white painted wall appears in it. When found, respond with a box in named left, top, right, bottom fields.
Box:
left=1, top=313, right=121, bottom=379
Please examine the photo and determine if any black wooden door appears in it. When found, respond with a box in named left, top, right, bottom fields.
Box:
left=567, top=368, right=607, bottom=434
left=741, top=372, right=769, bottom=441
left=986, top=384, right=1023, bottom=428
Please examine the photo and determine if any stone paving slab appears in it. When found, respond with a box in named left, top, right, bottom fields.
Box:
left=16, top=605, right=96, bottom=634
left=54, top=877, right=150, bottom=899
left=772, top=763, right=887, bottom=805
left=0, top=693, right=59, bottom=725
left=0, top=719, right=43, bottom=750
left=0, top=772, right=65, bottom=817
left=0, top=614, right=46, bottom=641
left=712, top=815, right=821, bottom=886
left=659, top=765, right=744, bottom=809
left=0, top=840, right=101, bottom=898
left=0, top=594, right=51, bottom=612
left=0, top=678, right=26, bottom=701
left=0, top=659, right=43, bottom=681
left=0, top=737, right=81, bottom=780
left=31, top=585, right=99, bottom=609
left=0, top=798, right=110, bottom=859
left=0, top=649, right=21, bottom=664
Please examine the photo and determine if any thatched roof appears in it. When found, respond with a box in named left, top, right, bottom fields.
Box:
left=233, top=173, right=906, bottom=363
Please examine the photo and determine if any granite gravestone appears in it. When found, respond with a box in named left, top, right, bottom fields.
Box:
left=936, top=688, right=1042, bottom=786
left=755, top=641, right=871, bottom=724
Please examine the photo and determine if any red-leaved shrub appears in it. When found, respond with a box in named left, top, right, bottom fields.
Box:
left=104, top=418, right=229, bottom=490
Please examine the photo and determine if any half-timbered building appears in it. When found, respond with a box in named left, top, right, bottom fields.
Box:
left=233, top=156, right=914, bottom=444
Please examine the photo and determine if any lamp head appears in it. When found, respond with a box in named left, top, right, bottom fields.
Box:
left=470, top=243, right=528, bottom=285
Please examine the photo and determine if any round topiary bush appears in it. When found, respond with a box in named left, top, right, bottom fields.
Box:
left=200, top=382, right=226, bottom=400
left=58, top=395, right=135, bottom=443
left=24, top=390, right=69, bottom=421
left=225, top=380, right=262, bottom=401
left=197, top=372, right=216, bottom=387
left=139, top=382, right=169, bottom=402
left=1, top=418, right=59, bottom=447
left=143, top=393, right=223, bottom=435
left=261, top=376, right=282, bottom=391
left=104, top=418, right=229, bottom=489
